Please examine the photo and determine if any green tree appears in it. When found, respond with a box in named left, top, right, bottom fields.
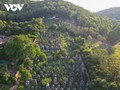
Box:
left=108, top=27, right=120, bottom=45
left=42, top=78, right=52, bottom=86
left=4, top=35, right=45, bottom=63
left=19, top=65, right=32, bottom=82
left=18, top=85, right=25, bottom=90
left=49, top=24, right=58, bottom=30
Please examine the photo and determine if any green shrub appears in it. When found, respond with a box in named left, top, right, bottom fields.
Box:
left=69, top=59, right=74, bottom=64
left=18, top=85, right=25, bottom=90
left=42, top=78, right=52, bottom=86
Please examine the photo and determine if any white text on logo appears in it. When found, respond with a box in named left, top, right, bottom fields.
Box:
left=4, top=4, right=24, bottom=11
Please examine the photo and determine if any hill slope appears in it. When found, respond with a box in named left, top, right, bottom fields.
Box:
left=1, top=0, right=120, bottom=90
left=0, top=0, right=112, bottom=40
left=97, top=7, right=120, bottom=20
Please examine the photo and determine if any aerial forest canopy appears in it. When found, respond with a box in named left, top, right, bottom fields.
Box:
left=0, top=18, right=45, bottom=36
left=0, top=0, right=120, bottom=90
left=0, top=0, right=112, bottom=40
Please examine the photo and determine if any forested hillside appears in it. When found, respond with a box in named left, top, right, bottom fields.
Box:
left=0, top=0, right=120, bottom=90
left=0, top=0, right=113, bottom=41
left=97, top=7, right=120, bottom=20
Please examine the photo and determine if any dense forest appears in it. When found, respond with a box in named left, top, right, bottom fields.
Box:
left=0, top=0, right=120, bottom=90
